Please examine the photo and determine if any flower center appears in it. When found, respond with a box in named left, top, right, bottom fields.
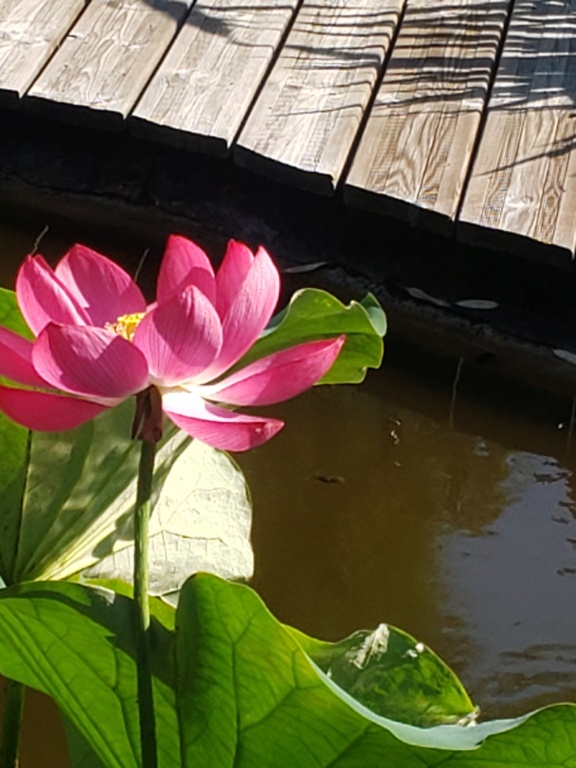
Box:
left=106, top=312, right=145, bottom=341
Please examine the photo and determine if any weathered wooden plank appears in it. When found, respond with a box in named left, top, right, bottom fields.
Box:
left=26, top=0, right=192, bottom=128
left=458, top=0, right=576, bottom=262
left=0, top=0, right=86, bottom=106
left=345, top=0, right=510, bottom=232
left=131, top=0, right=298, bottom=156
left=234, top=0, right=404, bottom=195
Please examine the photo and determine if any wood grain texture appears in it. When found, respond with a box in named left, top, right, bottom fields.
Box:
left=235, top=0, right=404, bottom=194
left=345, top=0, right=509, bottom=231
left=459, top=0, right=576, bottom=261
left=26, top=0, right=192, bottom=127
left=131, top=0, right=298, bottom=155
left=0, top=0, right=86, bottom=105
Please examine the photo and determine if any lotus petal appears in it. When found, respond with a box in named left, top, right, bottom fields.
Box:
left=33, top=324, right=149, bottom=402
left=16, top=255, right=89, bottom=334
left=55, top=244, right=146, bottom=326
left=135, top=286, right=222, bottom=387
left=157, top=235, right=216, bottom=304
left=163, top=391, right=283, bottom=451
left=206, top=336, right=345, bottom=406
left=0, top=386, right=107, bottom=431
left=0, top=327, right=49, bottom=387
left=206, top=245, right=280, bottom=381
left=215, top=240, right=257, bottom=318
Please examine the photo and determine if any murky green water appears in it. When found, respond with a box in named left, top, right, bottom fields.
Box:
left=2, top=213, right=576, bottom=764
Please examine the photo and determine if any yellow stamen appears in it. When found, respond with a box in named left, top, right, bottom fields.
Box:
left=106, top=312, right=146, bottom=341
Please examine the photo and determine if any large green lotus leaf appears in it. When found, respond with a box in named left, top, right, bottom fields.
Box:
left=0, top=578, right=575, bottom=767
left=86, top=578, right=176, bottom=630
left=64, top=719, right=107, bottom=768
left=286, top=622, right=477, bottom=727
left=13, top=398, right=146, bottom=582
left=0, top=289, right=33, bottom=581
left=237, top=289, right=386, bottom=384
left=61, top=583, right=174, bottom=766
left=177, top=574, right=576, bottom=768
left=79, top=438, right=253, bottom=601
left=0, top=581, right=179, bottom=768
left=12, top=400, right=252, bottom=593
left=0, top=288, right=32, bottom=341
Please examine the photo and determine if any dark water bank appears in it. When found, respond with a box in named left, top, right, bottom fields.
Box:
left=3, top=107, right=576, bottom=396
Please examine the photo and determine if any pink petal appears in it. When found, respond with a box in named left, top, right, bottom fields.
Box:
left=157, top=235, right=216, bottom=304
left=0, top=327, right=49, bottom=388
left=134, top=285, right=222, bottom=387
left=205, top=336, right=346, bottom=406
left=33, top=324, right=149, bottom=402
left=206, top=244, right=280, bottom=381
left=55, top=244, right=147, bottom=326
left=215, top=240, right=257, bottom=319
left=162, top=392, right=283, bottom=451
left=16, top=255, right=90, bottom=335
left=0, top=386, right=107, bottom=431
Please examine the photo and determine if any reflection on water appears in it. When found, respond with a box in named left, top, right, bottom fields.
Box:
left=1, top=215, right=576, bottom=750
left=242, top=353, right=576, bottom=720
left=441, top=451, right=576, bottom=715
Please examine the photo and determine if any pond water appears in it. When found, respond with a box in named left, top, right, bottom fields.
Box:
left=244, top=350, right=576, bottom=720
left=1, top=213, right=576, bottom=764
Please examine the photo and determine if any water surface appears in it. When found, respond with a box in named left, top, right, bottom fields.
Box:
left=242, top=354, right=576, bottom=719
left=1, top=215, right=576, bottom=766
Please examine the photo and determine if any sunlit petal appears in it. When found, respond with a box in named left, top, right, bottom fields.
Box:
left=205, top=336, right=346, bottom=406
left=157, top=235, right=216, bottom=304
left=16, top=255, right=89, bottom=335
left=0, top=386, right=107, bottom=431
left=33, top=324, right=149, bottom=401
left=0, top=327, right=49, bottom=387
left=163, top=391, right=283, bottom=451
left=134, top=285, right=222, bottom=387
left=55, top=244, right=146, bottom=326
left=207, top=245, right=280, bottom=380
left=215, top=240, right=256, bottom=319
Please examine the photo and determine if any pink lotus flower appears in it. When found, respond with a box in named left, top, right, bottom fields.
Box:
left=0, top=236, right=344, bottom=451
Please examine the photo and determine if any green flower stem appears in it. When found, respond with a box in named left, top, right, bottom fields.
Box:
left=134, top=440, right=157, bottom=768
left=0, top=679, right=24, bottom=768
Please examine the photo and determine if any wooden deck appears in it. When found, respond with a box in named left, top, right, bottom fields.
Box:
left=1, top=0, right=576, bottom=263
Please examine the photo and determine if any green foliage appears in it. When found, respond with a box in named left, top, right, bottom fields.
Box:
left=0, top=576, right=574, bottom=768
left=239, top=289, right=386, bottom=384
left=0, top=398, right=253, bottom=592
left=0, top=581, right=176, bottom=768
left=288, top=623, right=476, bottom=727
left=0, top=291, right=253, bottom=591
left=17, top=405, right=251, bottom=589
left=14, top=398, right=148, bottom=582
left=0, top=287, right=32, bottom=341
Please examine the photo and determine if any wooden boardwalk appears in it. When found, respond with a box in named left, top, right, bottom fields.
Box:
left=1, top=0, right=576, bottom=263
